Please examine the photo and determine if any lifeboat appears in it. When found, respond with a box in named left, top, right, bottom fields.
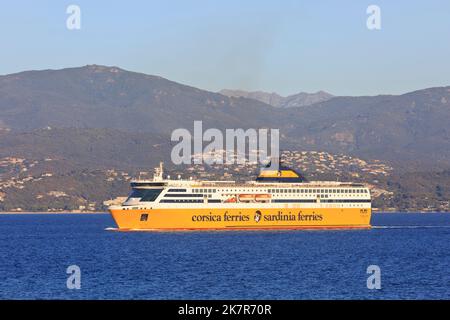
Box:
left=237, top=194, right=254, bottom=203
left=224, top=196, right=237, bottom=203
left=238, top=194, right=271, bottom=203
left=238, top=194, right=255, bottom=200
left=255, top=194, right=271, bottom=200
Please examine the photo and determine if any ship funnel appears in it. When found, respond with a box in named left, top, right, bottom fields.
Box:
left=256, top=156, right=306, bottom=183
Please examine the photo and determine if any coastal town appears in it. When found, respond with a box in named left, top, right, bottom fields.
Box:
left=0, top=150, right=448, bottom=213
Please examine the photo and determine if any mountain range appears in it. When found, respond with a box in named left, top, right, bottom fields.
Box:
left=219, top=89, right=334, bottom=108
left=1, top=65, right=450, bottom=168
left=0, top=65, right=450, bottom=212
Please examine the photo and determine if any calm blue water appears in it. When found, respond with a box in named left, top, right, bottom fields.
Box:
left=0, top=213, right=448, bottom=300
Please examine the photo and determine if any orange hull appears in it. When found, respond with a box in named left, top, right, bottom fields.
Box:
left=109, top=207, right=372, bottom=231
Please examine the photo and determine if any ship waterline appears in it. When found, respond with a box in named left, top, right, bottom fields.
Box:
left=108, top=162, right=372, bottom=231
left=110, top=207, right=371, bottom=231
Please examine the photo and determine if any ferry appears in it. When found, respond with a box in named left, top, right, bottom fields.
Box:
left=108, top=162, right=372, bottom=231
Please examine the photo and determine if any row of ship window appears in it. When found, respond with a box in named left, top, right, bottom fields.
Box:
left=187, top=188, right=368, bottom=194
left=157, top=199, right=370, bottom=204
left=169, top=188, right=368, bottom=193
left=268, top=188, right=368, bottom=194
left=191, top=189, right=216, bottom=193
left=160, top=199, right=220, bottom=203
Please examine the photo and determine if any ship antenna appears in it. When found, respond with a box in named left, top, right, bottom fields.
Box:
left=153, top=161, right=164, bottom=181
left=159, top=161, right=164, bottom=180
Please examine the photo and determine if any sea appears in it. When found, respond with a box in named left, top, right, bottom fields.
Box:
left=0, top=213, right=448, bottom=300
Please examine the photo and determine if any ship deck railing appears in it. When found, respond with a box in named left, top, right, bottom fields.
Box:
left=130, top=179, right=366, bottom=188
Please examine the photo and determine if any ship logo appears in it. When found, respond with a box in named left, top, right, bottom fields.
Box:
left=254, top=210, right=262, bottom=223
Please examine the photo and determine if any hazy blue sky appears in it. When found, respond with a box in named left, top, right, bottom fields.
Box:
left=1, top=0, right=449, bottom=96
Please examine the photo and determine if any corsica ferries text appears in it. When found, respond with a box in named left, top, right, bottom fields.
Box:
left=191, top=211, right=323, bottom=222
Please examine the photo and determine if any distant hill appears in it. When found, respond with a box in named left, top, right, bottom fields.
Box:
left=282, top=91, right=335, bottom=108
left=1, top=65, right=450, bottom=212
left=219, top=89, right=286, bottom=107
left=281, top=87, right=450, bottom=166
left=0, top=65, right=279, bottom=134
left=0, top=127, right=169, bottom=170
left=219, top=89, right=334, bottom=108
left=1, top=65, right=450, bottom=166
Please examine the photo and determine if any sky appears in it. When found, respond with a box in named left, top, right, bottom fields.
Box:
left=0, top=0, right=449, bottom=96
